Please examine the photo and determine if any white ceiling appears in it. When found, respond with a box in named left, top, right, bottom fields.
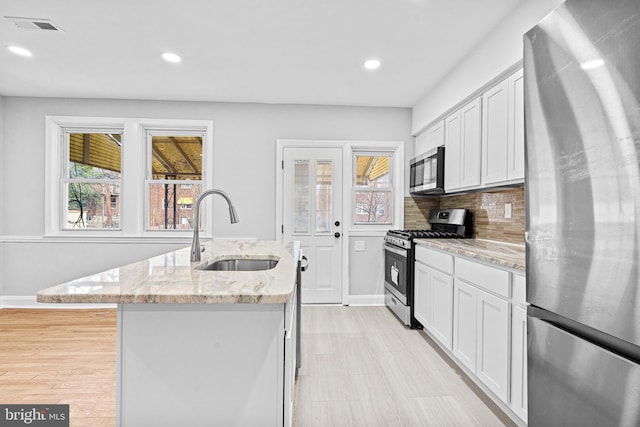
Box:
left=0, top=0, right=523, bottom=108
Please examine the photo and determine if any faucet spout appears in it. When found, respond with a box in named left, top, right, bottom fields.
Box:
left=190, top=189, right=239, bottom=262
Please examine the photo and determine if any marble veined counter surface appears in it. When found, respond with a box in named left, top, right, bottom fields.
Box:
left=414, top=238, right=525, bottom=272
left=37, top=239, right=298, bottom=304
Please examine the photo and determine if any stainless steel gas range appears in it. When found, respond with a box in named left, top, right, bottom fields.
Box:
left=383, top=208, right=472, bottom=328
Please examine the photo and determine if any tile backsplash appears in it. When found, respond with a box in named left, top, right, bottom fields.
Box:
left=404, top=187, right=525, bottom=244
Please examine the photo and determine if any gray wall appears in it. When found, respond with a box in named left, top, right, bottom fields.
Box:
left=0, top=96, right=4, bottom=297
left=0, top=97, right=411, bottom=297
left=348, top=236, right=385, bottom=298
left=412, top=0, right=564, bottom=133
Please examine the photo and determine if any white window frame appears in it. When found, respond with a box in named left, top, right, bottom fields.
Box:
left=142, top=126, right=209, bottom=236
left=44, top=116, right=213, bottom=238
left=61, top=127, right=124, bottom=232
left=352, top=151, right=394, bottom=226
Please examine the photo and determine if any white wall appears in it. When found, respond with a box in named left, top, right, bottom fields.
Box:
left=0, top=96, right=4, bottom=298
left=0, top=97, right=411, bottom=297
left=411, top=0, right=564, bottom=134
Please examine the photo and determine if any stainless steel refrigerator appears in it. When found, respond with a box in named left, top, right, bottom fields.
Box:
left=524, top=0, right=640, bottom=425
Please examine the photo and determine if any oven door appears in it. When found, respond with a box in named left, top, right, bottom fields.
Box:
left=384, top=243, right=408, bottom=304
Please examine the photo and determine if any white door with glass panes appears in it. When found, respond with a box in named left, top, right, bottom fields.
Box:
left=283, top=147, right=343, bottom=304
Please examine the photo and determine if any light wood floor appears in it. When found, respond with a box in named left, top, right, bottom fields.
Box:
left=0, top=309, right=116, bottom=427
left=0, top=306, right=514, bottom=427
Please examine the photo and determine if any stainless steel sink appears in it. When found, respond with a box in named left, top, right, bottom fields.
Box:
left=197, top=258, right=279, bottom=271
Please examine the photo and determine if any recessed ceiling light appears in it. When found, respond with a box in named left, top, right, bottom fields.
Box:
left=162, top=52, right=181, bottom=63
left=7, top=45, right=32, bottom=57
left=364, top=59, right=381, bottom=70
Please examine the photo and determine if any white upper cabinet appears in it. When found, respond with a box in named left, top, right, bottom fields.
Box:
left=445, top=97, right=482, bottom=192
left=415, top=120, right=445, bottom=157
left=507, top=69, right=525, bottom=181
left=481, top=69, right=524, bottom=185
left=481, top=79, right=510, bottom=184
left=418, top=67, right=525, bottom=194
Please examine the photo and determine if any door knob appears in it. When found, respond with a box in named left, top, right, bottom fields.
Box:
left=334, top=232, right=341, bottom=238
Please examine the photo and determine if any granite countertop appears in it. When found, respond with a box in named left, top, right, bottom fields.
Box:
left=414, top=238, right=526, bottom=272
left=37, top=239, right=298, bottom=304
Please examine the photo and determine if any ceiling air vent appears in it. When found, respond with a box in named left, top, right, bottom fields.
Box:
left=5, top=16, right=62, bottom=31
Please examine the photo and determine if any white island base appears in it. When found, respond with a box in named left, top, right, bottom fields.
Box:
left=117, top=300, right=297, bottom=427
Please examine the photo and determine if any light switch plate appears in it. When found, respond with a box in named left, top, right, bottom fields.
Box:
left=504, top=203, right=512, bottom=219
left=354, top=240, right=365, bottom=251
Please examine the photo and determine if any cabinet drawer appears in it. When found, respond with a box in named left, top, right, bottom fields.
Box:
left=415, top=245, right=454, bottom=275
left=456, top=257, right=510, bottom=298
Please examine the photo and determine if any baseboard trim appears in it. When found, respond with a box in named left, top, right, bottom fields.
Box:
left=1, top=296, right=116, bottom=310
left=348, top=294, right=385, bottom=306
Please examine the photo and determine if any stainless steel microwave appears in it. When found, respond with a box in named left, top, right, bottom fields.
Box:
left=409, top=146, right=445, bottom=195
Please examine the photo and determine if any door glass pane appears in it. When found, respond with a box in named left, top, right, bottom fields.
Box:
left=293, top=161, right=310, bottom=234
left=316, top=161, right=332, bottom=233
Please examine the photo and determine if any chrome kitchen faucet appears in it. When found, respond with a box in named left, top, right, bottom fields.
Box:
left=190, top=189, right=239, bottom=262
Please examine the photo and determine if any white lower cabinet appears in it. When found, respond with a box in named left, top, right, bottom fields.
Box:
left=453, top=281, right=511, bottom=407
left=283, top=288, right=298, bottom=427
left=452, top=279, right=477, bottom=370
left=417, top=243, right=527, bottom=425
left=414, top=246, right=454, bottom=350
left=414, top=261, right=432, bottom=327
left=430, top=269, right=454, bottom=349
left=476, top=288, right=510, bottom=403
left=453, top=278, right=510, bottom=404
left=511, top=304, right=528, bottom=422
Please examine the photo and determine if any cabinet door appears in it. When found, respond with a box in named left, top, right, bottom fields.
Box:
left=511, top=305, right=528, bottom=422
left=427, top=120, right=445, bottom=151
left=476, top=288, right=510, bottom=403
left=459, top=98, right=482, bottom=189
left=415, top=132, right=430, bottom=158
left=444, top=112, right=462, bottom=191
left=452, top=279, right=477, bottom=372
left=481, top=79, right=510, bottom=185
left=507, top=69, right=525, bottom=181
left=430, top=269, right=454, bottom=350
left=413, top=261, right=432, bottom=328
left=415, top=121, right=445, bottom=157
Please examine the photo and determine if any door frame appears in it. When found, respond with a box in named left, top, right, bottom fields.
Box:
left=275, top=139, right=405, bottom=305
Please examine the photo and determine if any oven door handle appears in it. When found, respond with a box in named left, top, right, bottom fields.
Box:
left=384, top=243, right=408, bottom=258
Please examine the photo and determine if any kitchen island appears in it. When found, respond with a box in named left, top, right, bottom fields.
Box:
left=38, top=239, right=300, bottom=427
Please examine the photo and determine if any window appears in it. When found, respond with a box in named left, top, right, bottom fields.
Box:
left=64, top=132, right=122, bottom=229
left=146, top=133, right=203, bottom=231
left=45, top=116, right=213, bottom=237
left=353, top=153, right=393, bottom=225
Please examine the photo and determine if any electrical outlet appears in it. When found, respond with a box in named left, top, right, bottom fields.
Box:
left=354, top=240, right=366, bottom=251
left=504, top=203, right=512, bottom=219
